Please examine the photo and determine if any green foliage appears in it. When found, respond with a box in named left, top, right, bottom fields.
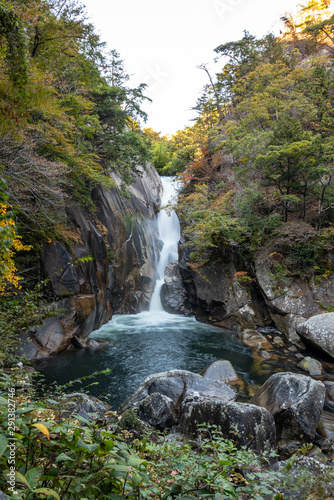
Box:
left=0, top=0, right=28, bottom=88
left=173, top=3, right=334, bottom=278
left=0, top=280, right=53, bottom=366
left=0, top=371, right=157, bottom=499
left=1, top=370, right=334, bottom=499
left=0, top=0, right=150, bottom=244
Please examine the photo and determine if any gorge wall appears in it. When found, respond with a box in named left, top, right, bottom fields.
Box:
left=23, top=164, right=162, bottom=360
left=176, top=238, right=334, bottom=345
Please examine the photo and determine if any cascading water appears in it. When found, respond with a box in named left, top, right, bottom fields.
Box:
left=149, top=177, right=180, bottom=311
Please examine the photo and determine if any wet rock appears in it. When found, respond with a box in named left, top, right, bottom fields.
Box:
left=273, top=336, right=285, bottom=346
left=86, top=339, right=104, bottom=349
left=297, top=313, right=334, bottom=360
left=178, top=246, right=269, bottom=331
left=325, top=381, right=334, bottom=402
left=70, top=336, right=104, bottom=349
left=317, top=411, right=334, bottom=441
left=237, top=329, right=271, bottom=350
left=200, top=360, right=239, bottom=383
left=22, top=317, right=71, bottom=359
left=179, top=399, right=276, bottom=454
left=258, top=350, right=271, bottom=360
left=71, top=335, right=86, bottom=348
left=250, top=372, right=326, bottom=441
left=297, top=356, right=323, bottom=376
left=270, top=313, right=306, bottom=345
left=137, top=393, right=177, bottom=430
left=160, top=261, right=192, bottom=315
left=258, top=326, right=281, bottom=335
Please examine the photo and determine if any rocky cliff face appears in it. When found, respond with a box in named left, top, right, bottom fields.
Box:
left=177, top=240, right=271, bottom=331
left=174, top=237, right=334, bottom=341
left=23, top=164, right=162, bottom=360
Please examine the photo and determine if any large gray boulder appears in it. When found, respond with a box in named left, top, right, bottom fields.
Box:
left=160, top=261, right=192, bottom=315
left=118, top=370, right=236, bottom=429
left=178, top=399, right=276, bottom=454
left=200, top=360, right=239, bottom=383
left=250, top=372, right=326, bottom=441
left=296, top=313, right=334, bottom=360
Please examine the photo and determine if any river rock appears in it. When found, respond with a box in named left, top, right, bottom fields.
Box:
left=250, top=372, right=326, bottom=441
left=137, top=393, right=177, bottom=430
left=178, top=399, right=276, bottom=454
left=297, top=356, right=323, bottom=376
left=160, top=261, right=192, bottom=315
left=22, top=317, right=71, bottom=360
left=270, top=313, right=306, bottom=345
left=324, top=381, right=334, bottom=405
left=317, top=412, right=334, bottom=441
left=118, top=370, right=236, bottom=428
left=200, top=360, right=239, bottom=383
left=237, top=329, right=271, bottom=350
left=296, top=313, right=334, bottom=360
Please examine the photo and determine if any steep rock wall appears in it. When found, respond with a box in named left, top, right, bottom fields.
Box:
left=178, top=240, right=271, bottom=331
left=177, top=238, right=334, bottom=338
left=23, top=164, right=162, bottom=359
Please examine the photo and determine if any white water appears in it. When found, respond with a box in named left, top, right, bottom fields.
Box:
left=149, top=177, right=181, bottom=312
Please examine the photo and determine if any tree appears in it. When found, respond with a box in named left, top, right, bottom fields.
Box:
left=0, top=174, right=31, bottom=293
left=256, top=115, right=329, bottom=221
left=0, top=1, right=28, bottom=88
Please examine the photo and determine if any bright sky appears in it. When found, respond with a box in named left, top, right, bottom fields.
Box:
left=82, top=0, right=301, bottom=136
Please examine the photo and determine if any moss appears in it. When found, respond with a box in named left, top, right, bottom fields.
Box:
left=117, top=408, right=144, bottom=433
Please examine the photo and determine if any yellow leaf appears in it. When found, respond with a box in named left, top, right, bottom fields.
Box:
left=32, top=423, right=50, bottom=440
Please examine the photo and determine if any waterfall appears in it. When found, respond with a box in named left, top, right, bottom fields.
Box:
left=149, top=177, right=180, bottom=312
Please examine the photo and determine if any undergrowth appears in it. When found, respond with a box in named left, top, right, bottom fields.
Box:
left=1, top=369, right=334, bottom=499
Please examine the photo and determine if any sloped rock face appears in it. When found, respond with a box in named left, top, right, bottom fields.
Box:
left=250, top=372, right=326, bottom=441
left=22, top=165, right=162, bottom=359
left=296, top=313, right=334, bottom=360
left=160, top=261, right=192, bottom=315
left=179, top=399, right=276, bottom=454
left=62, top=393, right=111, bottom=421
left=178, top=242, right=271, bottom=331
